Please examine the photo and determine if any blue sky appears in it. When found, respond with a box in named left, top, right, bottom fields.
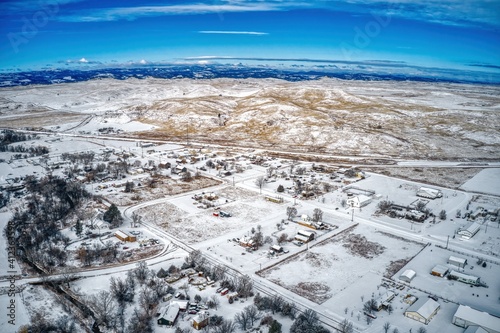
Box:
left=0, top=0, right=499, bottom=75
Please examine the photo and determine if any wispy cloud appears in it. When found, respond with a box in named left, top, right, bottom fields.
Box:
left=22, top=0, right=498, bottom=29
left=58, top=3, right=287, bottom=22
left=198, top=30, right=268, bottom=35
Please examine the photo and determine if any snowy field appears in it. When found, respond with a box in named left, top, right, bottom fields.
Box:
left=260, top=224, right=425, bottom=304
left=460, top=168, right=500, bottom=196
left=393, top=245, right=500, bottom=316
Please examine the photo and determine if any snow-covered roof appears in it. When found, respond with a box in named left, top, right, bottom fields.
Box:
left=114, top=230, right=129, bottom=239
left=454, top=305, right=500, bottom=333
left=458, top=222, right=481, bottom=236
left=406, top=298, right=440, bottom=319
left=295, top=234, right=310, bottom=242
left=431, top=264, right=449, bottom=275
left=449, top=256, right=467, bottom=265
left=160, top=303, right=180, bottom=322
left=297, top=229, right=314, bottom=237
left=400, top=269, right=416, bottom=281
left=449, top=270, right=479, bottom=282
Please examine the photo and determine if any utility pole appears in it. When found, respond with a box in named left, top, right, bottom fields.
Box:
left=446, top=235, right=449, bottom=249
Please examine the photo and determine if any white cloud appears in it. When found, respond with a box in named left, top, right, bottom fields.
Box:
left=139, top=59, right=147, bottom=64
left=52, top=0, right=499, bottom=28
left=79, top=57, right=88, bottom=63
left=198, top=30, right=268, bottom=35
left=58, top=3, right=284, bottom=22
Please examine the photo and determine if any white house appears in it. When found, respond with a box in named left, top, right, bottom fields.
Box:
left=453, top=305, right=500, bottom=333
left=399, top=269, right=416, bottom=283
left=347, top=195, right=372, bottom=208
left=404, top=298, right=440, bottom=324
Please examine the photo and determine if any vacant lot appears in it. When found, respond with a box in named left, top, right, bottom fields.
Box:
left=259, top=225, right=425, bottom=304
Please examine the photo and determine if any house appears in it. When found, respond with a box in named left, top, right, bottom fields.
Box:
left=430, top=264, right=449, bottom=277
left=453, top=305, right=500, bottom=333
left=448, top=256, right=467, bottom=268
left=458, top=222, right=481, bottom=240
left=448, top=270, right=480, bottom=286
left=347, top=195, right=372, bottom=208
left=373, top=291, right=396, bottom=311
left=239, top=237, right=255, bottom=248
left=114, top=230, right=136, bottom=242
left=157, top=303, right=180, bottom=326
left=399, top=269, right=416, bottom=283
left=416, top=187, right=443, bottom=199
left=192, top=311, right=210, bottom=330
left=404, top=298, right=440, bottom=324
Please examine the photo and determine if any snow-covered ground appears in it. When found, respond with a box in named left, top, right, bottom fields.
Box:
left=460, top=168, right=500, bottom=196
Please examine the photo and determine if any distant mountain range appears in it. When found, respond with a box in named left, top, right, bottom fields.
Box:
left=0, top=62, right=498, bottom=87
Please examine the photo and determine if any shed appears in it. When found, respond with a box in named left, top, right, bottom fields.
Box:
left=458, top=222, right=481, bottom=240
left=448, top=256, right=467, bottom=268
left=404, top=298, right=440, bottom=324
left=157, top=303, right=180, bottom=326
left=399, top=269, right=416, bottom=283
left=453, top=305, right=500, bottom=333
left=431, top=264, right=449, bottom=277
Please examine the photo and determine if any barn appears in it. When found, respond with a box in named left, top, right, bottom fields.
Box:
left=453, top=305, right=500, bottom=333
left=404, top=298, right=440, bottom=324
left=399, top=269, right=416, bottom=283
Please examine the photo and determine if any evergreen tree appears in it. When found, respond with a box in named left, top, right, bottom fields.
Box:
left=75, top=220, right=83, bottom=238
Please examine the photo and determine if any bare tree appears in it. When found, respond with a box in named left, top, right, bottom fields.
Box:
left=312, top=208, right=323, bottom=222
left=277, top=233, right=288, bottom=245
left=244, top=305, right=261, bottom=327
left=383, top=322, right=391, bottom=333
left=255, top=176, right=265, bottom=194
left=339, top=319, right=353, bottom=333
left=286, top=206, right=297, bottom=221
left=134, top=261, right=149, bottom=285
left=417, top=327, right=427, bottom=333
left=234, top=310, right=250, bottom=331
left=208, top=295, right=220, bottom=310
left=213, top=319, right=236, bottom=333
left=88, top=290, right=116, bottom=328
left=131, top=212, right=142, bottom=227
